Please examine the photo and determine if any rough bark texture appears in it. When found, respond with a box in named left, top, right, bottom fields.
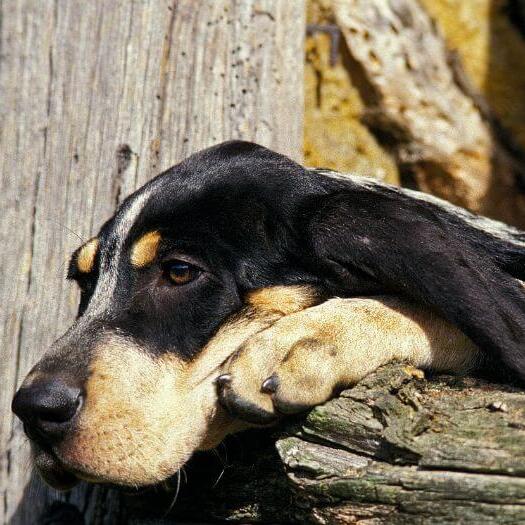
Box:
left=0, top=2, right=304, bottom=523
left=332, top=0, right=525, bottom=225
left=122, top=365, right=525, bottom=525
left=305, top=0, right=525, bottom=227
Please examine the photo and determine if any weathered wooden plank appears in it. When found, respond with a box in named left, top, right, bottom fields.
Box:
left=0, top=1, right=304, bottom=523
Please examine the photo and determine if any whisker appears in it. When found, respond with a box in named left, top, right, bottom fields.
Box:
left=162, top=470, right=181, bottom=517
left=211, top=441, right=229, bottom=488
left=43, top=218, right=87, bottom=243
left=180, top=466, right=188, bottom=484
left=212, top=465, right=226, bottom=488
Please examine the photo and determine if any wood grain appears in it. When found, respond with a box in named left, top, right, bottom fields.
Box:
left=0, top=1, right=304, bottom=523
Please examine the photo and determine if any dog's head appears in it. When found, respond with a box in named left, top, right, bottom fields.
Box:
left=12, top=142, right=330, bottom=489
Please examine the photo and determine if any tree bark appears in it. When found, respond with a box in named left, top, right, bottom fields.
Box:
left=331, top=0, right=525, bottom=226
left=305, top=0, right=525, bottom=227
left=122, top=364, right=525, bottom=525
left=0, top=2, right=304, bottom=523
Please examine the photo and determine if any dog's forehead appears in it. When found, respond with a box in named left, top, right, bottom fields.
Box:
left=99, top=143, right=302, bottom=249
left=69, top=144, right=250, bottom=309
left=102, top=141, right=279, bottom=236
left=72, top=141, right=311, bottom=319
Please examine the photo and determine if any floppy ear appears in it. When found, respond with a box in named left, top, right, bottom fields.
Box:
left=297, top=177, right=525, bottom=380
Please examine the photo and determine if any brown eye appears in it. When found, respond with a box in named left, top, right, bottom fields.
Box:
left=164, top=260, right=200, bottom=285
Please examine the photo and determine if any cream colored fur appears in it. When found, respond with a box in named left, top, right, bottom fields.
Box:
left=49, top=288, right=479, bottom=486
left=221, top=296, right=479, bottom=416
left=53, top=286, right=317, bottom=486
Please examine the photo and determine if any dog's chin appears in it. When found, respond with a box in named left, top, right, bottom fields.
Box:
left=32, top=445, right=80, bottom=491
left=33, top=444, right=142, bottom=490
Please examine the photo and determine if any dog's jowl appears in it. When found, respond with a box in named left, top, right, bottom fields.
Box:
left=12, top=141, right=525, bottom=489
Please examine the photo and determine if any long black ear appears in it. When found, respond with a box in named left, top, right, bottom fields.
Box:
left=298, top=173, right=525, bottom=380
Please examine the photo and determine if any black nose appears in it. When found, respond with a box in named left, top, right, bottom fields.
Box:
left=12, top=379, right=82, bottom=443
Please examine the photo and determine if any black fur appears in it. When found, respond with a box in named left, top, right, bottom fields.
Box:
left=62, top=140, right=525, bottom=378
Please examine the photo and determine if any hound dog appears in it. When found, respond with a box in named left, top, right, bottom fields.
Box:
left=12, top=141, right=525, bottom=490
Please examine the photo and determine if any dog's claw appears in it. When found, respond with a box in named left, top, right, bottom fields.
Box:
left=216, top=376, right=278, bottom=425
left=261, top=374, right=279, bottom=394
left=215, top=374, right=232, bottom=388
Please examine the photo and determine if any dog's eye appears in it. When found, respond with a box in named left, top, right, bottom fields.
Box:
left=163, top=260, right=201, bottom=285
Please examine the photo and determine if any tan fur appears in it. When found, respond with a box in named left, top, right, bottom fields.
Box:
left=47, top=286, right=479, bottom=486
left=58, top=335, right=234, bottom=486
left=245, top=285, right=320, bottom=315
left=222, top=297, right=480, bottom=414
left=56, top=286, right=318, bottom=486
left=77, top=238, right=99, bottom=273
left=130, top=231, right=161, bottom=268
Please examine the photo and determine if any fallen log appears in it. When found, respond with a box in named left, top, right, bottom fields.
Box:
left=108, top=364, right=525, bottom=524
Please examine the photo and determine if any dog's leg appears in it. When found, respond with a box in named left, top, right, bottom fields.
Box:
left=300, top=188, right=525, bottom=380
left=217, top=296, right=479, bottom=424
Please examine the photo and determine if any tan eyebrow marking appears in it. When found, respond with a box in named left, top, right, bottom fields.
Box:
left=130, top=231, right=162, bottom=268
left=77, top=238, right=99, bottom=274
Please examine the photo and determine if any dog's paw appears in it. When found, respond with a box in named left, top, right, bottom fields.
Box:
left=258, top=337, right=341, bottom=415
left=215, top=296, right=479, bottom=426
left=215, top=330, right=284, bottom=426
left=216, top=303, right=347, bottom=425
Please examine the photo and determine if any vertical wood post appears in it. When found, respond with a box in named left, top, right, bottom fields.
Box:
left=0, top=1, right=305, bottom=522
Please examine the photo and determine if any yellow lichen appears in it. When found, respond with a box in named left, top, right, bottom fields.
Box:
left=304, top=0, right=399, bottom=184
left=420, top=0, right=525, bottom=150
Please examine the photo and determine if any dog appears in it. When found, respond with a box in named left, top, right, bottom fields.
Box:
left=12, top=140, right=525, bottom=490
